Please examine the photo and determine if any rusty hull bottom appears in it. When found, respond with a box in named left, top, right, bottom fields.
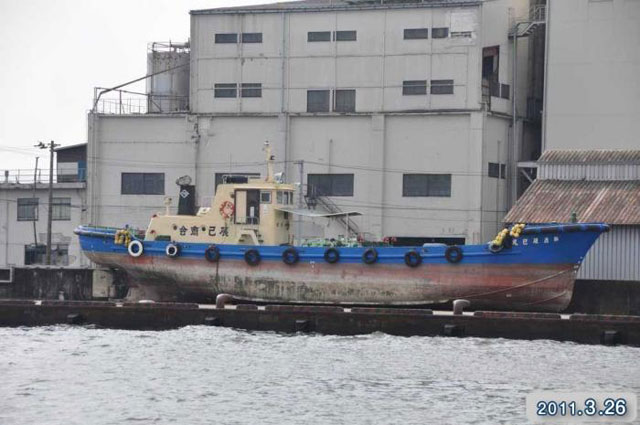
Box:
left=89, top=252, right=577, bottom=312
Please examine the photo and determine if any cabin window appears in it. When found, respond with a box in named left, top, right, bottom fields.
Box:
left=260, top=191, right=272, bottom=203
left=214, top=173, right=260, bottom=193
left=402, top=174, right=451, bottom=197
left=278, top=191, right=293, bottom=204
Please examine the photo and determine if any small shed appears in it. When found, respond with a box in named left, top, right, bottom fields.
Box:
left=505, top=150, right=640, bottom=282
left=55, top=143, right=87, bottom=182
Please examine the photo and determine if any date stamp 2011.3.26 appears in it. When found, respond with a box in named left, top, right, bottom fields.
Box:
left=526, top=392, right=637, bottom=423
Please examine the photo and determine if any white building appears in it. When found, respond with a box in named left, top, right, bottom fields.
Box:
left=88, top=0, right=539, bottom=246
left=507, top=0, right=640, bottom=283
left=542, top=0, right=640, bottom=151
left=0, top=144, right=88, bottom=268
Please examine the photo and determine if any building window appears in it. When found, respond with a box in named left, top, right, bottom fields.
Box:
left=24, top=244, right=46, bottom=265
left=431, top=79, right=454, bottom=95
left=215, top=83, right=237, bottom=98
left=241, top=83, right=262, bottom=98
left=334, top=89, right=356, bottom=113
left=121, top=173, right=164, bottom=195
left=335, top=30, right=357, bottom=41
left=404, top=28, right=429, bottom=39
left=431, top=27, right=449, bottom=39
left=308, top=31, right=331, bottom=42
left=24, top=243, right=69, bottom=266
left=241, top=33, right=262, bottom=43
left=52, top=197, right=71, bottom=221
left=215, top=33, right=238, bottom=44
left=402, top=80, right=427, bottom=95
left=402, top=174, right=451, bottom=197
left=500, top=84, right=510, bottom=100
left=451, top=31, right=473, bottom=38
left=483, top=46, right=500, bottom=98
left=307, top=90, right=330, bottom=112
left=488, top=163, right=506, bottom=179
left=307, top=174, right=354, bottom=197
left=17, top=198, right=38, bottom=221
left=489, top=81, right=501, bottom=98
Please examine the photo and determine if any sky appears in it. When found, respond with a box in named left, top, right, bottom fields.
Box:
left=0, top=0, right=278, bottom=172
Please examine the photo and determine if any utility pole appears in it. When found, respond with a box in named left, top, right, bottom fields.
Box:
left=295, top=160, right=304, bottom=245
left=31, top=156, right=39, bottom=248
left=37, top=140, right=59, bottom=265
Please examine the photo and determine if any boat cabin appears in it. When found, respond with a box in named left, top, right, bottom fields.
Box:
left=144, top=142, right=361, bottom=246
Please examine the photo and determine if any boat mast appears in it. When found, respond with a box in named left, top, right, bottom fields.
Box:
left=264, top=141, right=274, bottom=183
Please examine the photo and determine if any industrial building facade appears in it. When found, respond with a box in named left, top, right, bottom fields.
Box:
left=506, top=0, right=640, bottom=283
left=0, top=144, right=89, bottom=268
left=88, top=0, right=537, bottom=246
left=542, top=0, right=640, bottom=151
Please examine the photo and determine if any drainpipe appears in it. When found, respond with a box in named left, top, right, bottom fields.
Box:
left=511, top=27, right=519, bottom=208
left=541, top=0, right=551, bottom=152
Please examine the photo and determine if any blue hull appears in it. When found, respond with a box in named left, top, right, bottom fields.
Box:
left=75, top=223, right=609, bottom=311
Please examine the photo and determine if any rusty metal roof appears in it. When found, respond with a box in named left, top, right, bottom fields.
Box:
left=504, top=180, right=640, bottom=225
left=538, top=150, right=640, bottom=164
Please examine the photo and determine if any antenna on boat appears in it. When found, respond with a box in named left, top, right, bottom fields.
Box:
left=263, top=141, right=274, bottom=183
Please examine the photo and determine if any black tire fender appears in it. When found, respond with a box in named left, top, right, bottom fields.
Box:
left=204, top=245, right=220, bottom=262
left=282, top=247, right=299, bottom=265
left=324, top=248, right=340, bottom=264
left=362, top=248, right=378, bottom=265
left=445, top=246, right=463, bottom=264
left=244, top=249, right=261, bottom=266
left=165, top=243, right=180, bottom=258
left=404, top=250, right=422, bottom=267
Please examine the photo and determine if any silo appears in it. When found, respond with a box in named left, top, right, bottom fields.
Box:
left=146, top=42, right=190, bottom=113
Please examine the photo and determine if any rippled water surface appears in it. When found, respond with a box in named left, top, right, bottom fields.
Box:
left=0, top=326, right=638, bottom=425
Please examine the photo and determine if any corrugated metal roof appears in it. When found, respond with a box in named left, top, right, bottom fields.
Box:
left=538, top=150, right=640, bottom=164
left=54, top=142, right=87, bottom=152
left=191, top=0, right=480, bottom=15
left=504, top=180, right=640, bottom=225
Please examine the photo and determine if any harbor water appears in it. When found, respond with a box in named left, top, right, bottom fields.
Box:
left=1, top=326, right=638, bottom=425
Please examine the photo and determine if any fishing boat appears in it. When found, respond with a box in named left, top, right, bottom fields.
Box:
left=75, top=144, right=609, bottom=312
